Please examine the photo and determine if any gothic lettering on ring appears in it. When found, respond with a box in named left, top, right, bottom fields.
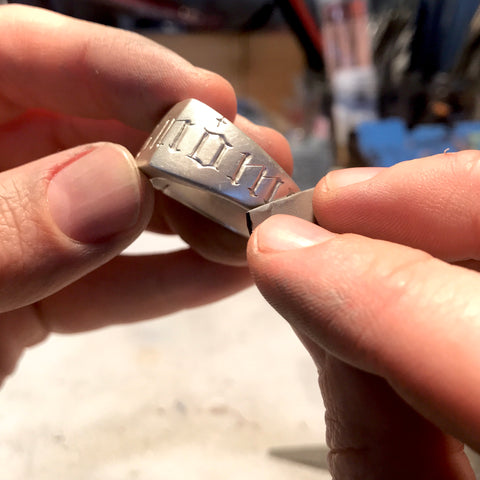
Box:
left=145, top=117, right=285, bottom=203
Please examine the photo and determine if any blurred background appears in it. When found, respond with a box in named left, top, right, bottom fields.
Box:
left=3, top=1, right=480, bottom=478
left=13, top=0, right=480, bottom=186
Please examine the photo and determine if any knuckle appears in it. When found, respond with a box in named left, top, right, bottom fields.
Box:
left=373, top=254, right=433, bottom=315
left=348, top=251, right=437, bottom=366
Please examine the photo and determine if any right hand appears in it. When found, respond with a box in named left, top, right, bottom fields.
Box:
left=248, top=152, right=480, bottom=479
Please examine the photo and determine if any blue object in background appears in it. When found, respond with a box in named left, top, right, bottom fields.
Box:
left=356, top=118, right=408, bottom=167
left=407, top=124, right=454, bottom=158
left=356, top=118, right=480, bottom=167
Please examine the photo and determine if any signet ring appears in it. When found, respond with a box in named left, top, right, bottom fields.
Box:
left=136, top=99, right=300, bottom=237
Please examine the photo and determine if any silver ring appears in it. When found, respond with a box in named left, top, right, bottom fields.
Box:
left=136, top=99, right=299, bottom=237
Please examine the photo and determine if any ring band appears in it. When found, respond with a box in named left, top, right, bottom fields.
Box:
left=136, top=99, right=300, bottom=237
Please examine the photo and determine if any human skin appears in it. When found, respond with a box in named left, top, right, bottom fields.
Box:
left=248, top=153, right=480, bottom=479
left=0, top=4, right=293, bottom=382
left=6, top=5, right=479, bottom=479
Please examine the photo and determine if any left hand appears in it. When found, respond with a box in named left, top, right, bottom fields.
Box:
left=0, top=5, right=293, bottom=384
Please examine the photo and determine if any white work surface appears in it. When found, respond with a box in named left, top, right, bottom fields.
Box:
left=0, top=232, right=330, bottom=480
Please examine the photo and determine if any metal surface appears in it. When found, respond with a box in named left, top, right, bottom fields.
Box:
left=136, top=99, right=300, bottom=237
left=247, top=188, right=315, bottom=233
left=269, top=445, right=329, bottom=470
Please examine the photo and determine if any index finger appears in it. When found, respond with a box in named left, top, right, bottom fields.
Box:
left=313, top=150, right=480, bottom=263
left=0, top=4, right=237, bottom=129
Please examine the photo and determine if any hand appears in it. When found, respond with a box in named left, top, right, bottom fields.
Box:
left=248, top=151, right=480, bottom=479
left=0, top=5, right=292, bottom=384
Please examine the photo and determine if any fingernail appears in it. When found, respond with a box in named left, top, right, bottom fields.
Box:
left=48, top=143, right=141, bottom=243
left=254, top=215, right=335, bottom=253
left=322, top=167, right=383, bottom=191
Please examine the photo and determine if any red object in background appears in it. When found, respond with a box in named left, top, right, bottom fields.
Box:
left=287, top=0, right=323, bottom=55
left=348, top=0, right=367, bottom=17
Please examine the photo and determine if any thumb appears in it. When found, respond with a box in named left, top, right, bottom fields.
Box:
left=248, top=215, right=479, bottom=479
left=0, top=142, right=153, bottom=311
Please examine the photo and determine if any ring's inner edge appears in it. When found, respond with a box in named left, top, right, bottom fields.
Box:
left=151, top=177, right=251, bottom=237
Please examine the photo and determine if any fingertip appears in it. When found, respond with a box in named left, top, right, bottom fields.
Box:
left=249, top=215, right=335, bottom=256
left=317, top=167, right=384, bottom=193
left=0, top=141, right=155, bottom=311
left=193, top=68, right=238, bottom=121
left=47, top=142, right=153, bottom=244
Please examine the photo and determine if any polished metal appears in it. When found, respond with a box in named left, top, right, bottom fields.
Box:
left=247, top=188, right=315, bottom=233
left=136, top=99, right=300, bottom=237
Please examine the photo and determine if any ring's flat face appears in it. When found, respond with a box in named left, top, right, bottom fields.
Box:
left=136, top=99, right=299, bottom=237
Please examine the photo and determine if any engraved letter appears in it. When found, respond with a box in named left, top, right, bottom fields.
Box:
left=250, top=172, right=284, bottom=202
left=227, top=153, right=284, bottom=202
left=226, top=152, right=252, bottom=185
left=162, top=119, right=193, bottom=152
left=145, top=118, right=193, bottom=152
left=187, top=129, right=232, bottom=168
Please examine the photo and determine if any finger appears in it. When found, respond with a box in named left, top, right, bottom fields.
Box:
left=0, top=142, right=153, bottom=312
left=294, top=328, right=472, bottom=479
left=314, top=151, right=480, bottom=262
left=319, top=354, right=472, bottom=480
left=149, top=116, right=294, bottom=264
left=0, top=110, right=147, bottom=170
left=0, top=5, right=237, bottom=128
left=34, top=249, right=252, bottom=332
left=0, top=249, right=251, bottom=381
left=248, top=215, right=480, bottom=472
